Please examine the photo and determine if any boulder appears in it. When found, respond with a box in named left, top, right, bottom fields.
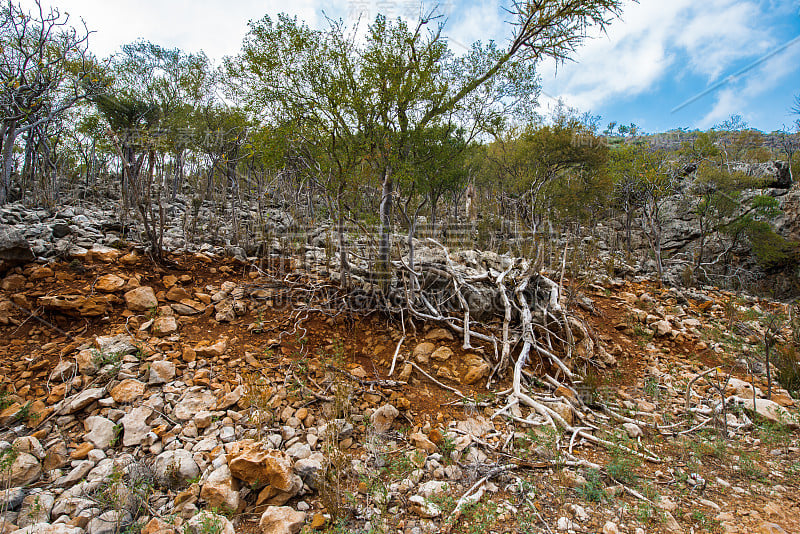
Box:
left=174, top=388, right=216, bottom=420
left=430, top=347, right=454, bottom=362
left=38, top=295, right=112, bottom=317
left=409, top=432, right=437, bottom=453
left=370, top=404, right=399, bottom=433
left=215, top=385, right=245, bottom=410
left=731, top=396, right=799, bottom=427
left=84, top=416, right=117, bottom=449
left=413, top=342, right=436, bottom=364
left=259, top=506, right=305, bottom=534
left=12, top=436, right=45, bottom=460
left=61, top=387, right=105, bottom=414
left=109, top=379, right=145, bottom=404
left=194, top=339, right=228, bottom=358
left=152, top=316, right=178, bottom=337
left=3, top=452, right=41, bottom=486
left=183, top=512, right=235, bottom=534
left=0, top=225, right=34, bottom=271
left=461, top=354, right=490, bottom=385
left=48, top=361, right=77, bottom=383
left=153, top=450, right=200, bottom=487
left=148, top=361, right=176, bottom=385
left=94, top=274, right=125, bottom=293
left=200, top=465, right=240, bottom=513
left=124, top=286, right=158, bottom=312
left=86, top=510, right=131, bottom=534
left=141, top=518, right=178, bottom=534
left=17, top=492, right=55, bottom=527
left=409, top=495, right=441, bottom=518
left=120, top=406, right=152, bottom=447
left=10, top=524, right=83, bottom=534
left=227, top=441, right=296, bottom=491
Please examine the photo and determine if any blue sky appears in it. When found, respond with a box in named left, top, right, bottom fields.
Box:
left=23, top=0, right=800, bottom=133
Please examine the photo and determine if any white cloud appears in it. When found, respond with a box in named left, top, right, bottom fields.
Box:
left=535, top=0, right=779, bottom=118
left=697, top=43, right=800, bottom=128
left=17, top=0, right=338, bottom=60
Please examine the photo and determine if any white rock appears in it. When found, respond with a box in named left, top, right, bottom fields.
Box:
left=622, top=422, right=643, bottom=438
left=120, top=407, right=152, bottom=447
left=84, top=416, right=117, bottom=450
left=153, top=449, right=200, bottom=486
left=183, top=511, right=235, bottom=534
left=148, top=360, right=176, bottom=385
left=173, top=388, right=216, bottom=420
left=258, top=506, right=306, bottom=534
left=200, top=464, right=239, bottom=513
left=370, top=404, right=399, bottom=433
left=409, top=495, right=441, bottom=518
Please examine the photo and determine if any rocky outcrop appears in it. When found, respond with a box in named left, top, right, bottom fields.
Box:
left=0, top=225, right=34, bottom=272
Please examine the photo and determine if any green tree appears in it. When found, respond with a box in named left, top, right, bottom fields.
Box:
left=228, top=1, right=625, bottom=291
left=0, top=0, right=104, bottom=204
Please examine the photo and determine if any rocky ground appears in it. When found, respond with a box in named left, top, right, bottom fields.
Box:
left=0, top=213, right=799, bottom=534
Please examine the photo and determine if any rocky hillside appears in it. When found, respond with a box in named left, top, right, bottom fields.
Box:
left=0, top=228, right=798, bottom=534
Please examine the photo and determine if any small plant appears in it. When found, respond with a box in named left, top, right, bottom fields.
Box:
left=576, top=468, right=608, bottom=503
left=606, top=433, right=641, bottom=486
left=92, top=349, right=123, bottom=369
left=737, top=452, right=766, bottom=481
left=643, top=375, right=661, bottom=401
left=193, top=511, right=226, bottom=534
left=439, top=432, right=457, bottom=465
left=69, top=258, right=85, bottom=273
left=690, top=510, right=721, bottom=532
left=109, top=423, right=123, bottom=448
left=774, top=345, right=800, bottom=399
left=16, top=401, right=36, bottom=423
left=0, top=388, right=11, bottom=411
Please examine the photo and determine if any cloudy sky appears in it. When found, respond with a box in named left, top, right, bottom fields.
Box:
left=19, top=0, right=800, bottom=133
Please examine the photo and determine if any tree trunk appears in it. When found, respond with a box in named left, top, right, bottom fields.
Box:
left=377, top=165, right=393, bottom=292
left=1, top=121, right=18, bottom=205
left=172, top=149, right=184, bottom=200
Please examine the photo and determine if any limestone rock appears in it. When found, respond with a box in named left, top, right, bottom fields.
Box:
left=183, top=512, right=235, bottom=534
left=49, top=360, right=77, bottom=383
left=61, top=387, right=105, bottom=414
left=409, top=495, right=441, bottom=518
left=95, top=274, right=125, bottom=293
left=215, top=385, right=245, bottom=410
left=413, top=342, right=436, bottom=364
left=124, top=286, right=158, bottom=312
left=152, top=316, right=178, bottom=337
left=84, top=416, right=117, bottom=450
left=731, top=396, right=799, bottom=427
left=259, top=506, right=305, bottom=534
left=3, top=452, right=41, bottom=486
left=174, top=388, right=216, bottom=420
left=13, top=436, right=45, bottom=460
left=430, top=346, right=454, bottom=362
left=370, top=404, right=399, bottom=433
left=17, top=492, right=55, bottom=527
left=154, top=450, right=200, bottom=487
left=110, top=379, right=145, bottom=404
left=227, top=440, right=296, bottom=491
left=194, top=339, right=228, bottom=358
left=120, top=406, right=152, bottom=447
left=409, top=432, right=437, bottom=453
left=148, top=360, right=176, bottom=385
left=0, top=225, right=34, bottom=270
left=200, top=465, right=240, bottom=513
left=38, top=294, right=112, bottom=317
left=462, top=354, right=490, bottom=385
left=623, top=422, right=643, bottom=439
left=10, top=524, right=83, bottom=534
